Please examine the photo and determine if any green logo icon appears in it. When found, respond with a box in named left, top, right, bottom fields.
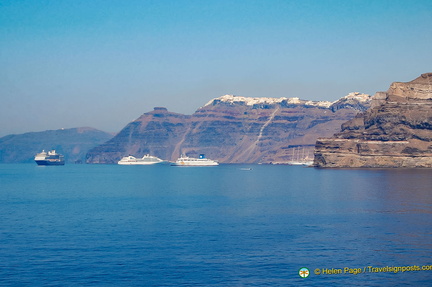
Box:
left=299, top=267, right=310, bottom=278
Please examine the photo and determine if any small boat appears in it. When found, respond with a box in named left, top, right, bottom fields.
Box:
left=118, top=154, right=163, bottom=165
left=171, top=154, right=219, bottom=166
left=34, top=150, right=65, bottom=166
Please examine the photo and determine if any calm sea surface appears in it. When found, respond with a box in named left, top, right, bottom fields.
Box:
left=0, top=164, right=431, bottom=286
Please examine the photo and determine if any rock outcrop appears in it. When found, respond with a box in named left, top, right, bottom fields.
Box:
left=86, top=93, right=372, bottom=164
left=314, top=73, right=432, bottom=168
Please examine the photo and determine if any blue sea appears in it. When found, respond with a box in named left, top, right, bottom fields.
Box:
left=0, top=163, right=431, bottom=286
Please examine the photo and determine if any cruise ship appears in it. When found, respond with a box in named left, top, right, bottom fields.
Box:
left=118, top=154, right=164, bottom=165
left=34, top=150, right=65, bottom=165
left=172, top=154, right=219, bottom=166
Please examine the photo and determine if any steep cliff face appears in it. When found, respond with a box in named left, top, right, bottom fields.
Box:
left=86, top=93, right=371, bottom=164
left=86, top=108, right=190, bottom=163
left=179, top=93, right=370, bottom=163
left=314, top=73, right=432, bottom=168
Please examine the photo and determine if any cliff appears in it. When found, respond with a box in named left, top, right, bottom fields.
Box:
left=314, top=73, right=432, bottom=168
left=0, top=127, right=113, bottom=163
left=86, top=93, right=371, bottom=164
left=86, top=108, right=191, bottom=163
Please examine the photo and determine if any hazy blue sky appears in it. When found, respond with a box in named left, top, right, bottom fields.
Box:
left=1, top=0, right=431, bottom=136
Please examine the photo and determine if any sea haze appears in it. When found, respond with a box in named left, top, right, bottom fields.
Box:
left=0, top=164, right=431, bottom=286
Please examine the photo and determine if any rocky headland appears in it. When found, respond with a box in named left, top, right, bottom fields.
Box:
left=86, top=93, right=372, bottom=164
left=0, top=127, right=113, bottom=163
left=314, top=73, right=432, bottom=168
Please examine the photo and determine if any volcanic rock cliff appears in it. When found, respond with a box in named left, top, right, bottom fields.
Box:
left=86, top=94, right=371, bottom=164
left=86, top=108, right=191, bottom=163
left=314, top=73, right=432, bottom=168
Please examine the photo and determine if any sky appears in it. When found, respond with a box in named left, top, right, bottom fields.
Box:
left=1, top=0, right=431, bottom=136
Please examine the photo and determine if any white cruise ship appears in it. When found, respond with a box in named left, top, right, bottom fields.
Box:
left=172, top=154, right=219, bottom=166
left=118, top=154, right=163, bottom=165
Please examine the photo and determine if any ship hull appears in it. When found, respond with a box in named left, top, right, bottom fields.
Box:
left=171, top=159, right=219, bottom=166
left=171, top=162, right=218, bottom=166
left=35, top=160, right=65, bottom=166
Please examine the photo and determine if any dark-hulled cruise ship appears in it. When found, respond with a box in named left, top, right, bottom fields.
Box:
left=34, top=150, right=65, bottom=165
